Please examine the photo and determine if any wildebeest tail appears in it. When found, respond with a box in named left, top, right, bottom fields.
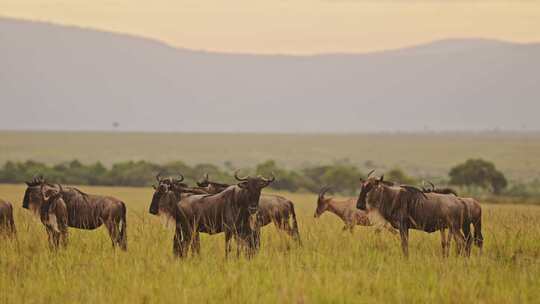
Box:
left=289, top=202, right=301, bottom=245
left=119, top=202, right=127, bottom=250
left=474, top=210, right=483, bottom=248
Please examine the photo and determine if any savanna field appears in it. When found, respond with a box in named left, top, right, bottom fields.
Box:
left=2, top=183, right=540, bottom=303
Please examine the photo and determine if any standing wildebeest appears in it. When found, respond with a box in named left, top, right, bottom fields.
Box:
left=422, top=181, right=483, bottom=255
left=22, top=176, right=127, bottom=250
left=315, top=187, right=396, bottom=234
left=149, top=172, right=274, bottom=258
left=357, top=174, right=468, bottom=257
left=196, top=174, right=301, bottom=244
left=0, top=199, right=16, bottom=237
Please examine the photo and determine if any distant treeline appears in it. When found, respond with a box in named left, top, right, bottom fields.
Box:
left=0, top=158, right=539, bottom=199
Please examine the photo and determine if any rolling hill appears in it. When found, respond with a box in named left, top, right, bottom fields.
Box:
left=1, top=17, right=539, bottom=132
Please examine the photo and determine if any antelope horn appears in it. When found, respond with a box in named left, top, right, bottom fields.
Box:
left=319, top=187, right=330, bottom=200
left=428, top=181, right=435, bottom=191
left=234, top=170, right=249, bottom=181
left=367, top=170, right=375, bottom=178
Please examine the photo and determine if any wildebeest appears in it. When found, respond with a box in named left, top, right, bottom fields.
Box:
left=315, top=187, right=396, bottom=234
left=22, top=176, right=127, bottom=250
left=357, top=173, right=468, bottom=257
left=196, top=174, right=301, bottom=244
left=422, top=181, right=483, bottom=254
left=149, top=172, right=274, bottom=258
left=0, top=199, right=16, bottom=237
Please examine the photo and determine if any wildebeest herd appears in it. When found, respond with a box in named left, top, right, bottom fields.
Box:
left=0, top=170, right=483, bottom=258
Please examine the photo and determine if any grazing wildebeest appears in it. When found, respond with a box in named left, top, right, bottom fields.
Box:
left=357, top=173, right=468, bottom=257
left=0, top=199, right=16, bottom=237
left=422, top=181, right=483, bottom=255
left=196, top=174, right=301, bottom=243
left=39, top=184, right=68, bottom=249
left=315, top=187, right=396, bottom=234
left=149, top=172, right=274, bottom=258
left=22, top=176, right=127, bottom=250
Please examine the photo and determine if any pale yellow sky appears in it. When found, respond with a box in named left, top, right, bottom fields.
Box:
left=2, top=0, right=540, bottom=54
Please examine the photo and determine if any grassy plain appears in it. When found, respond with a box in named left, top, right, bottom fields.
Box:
left=1, top=131, right=540, bottom=180
left=1, top=184, right=539, bottom=303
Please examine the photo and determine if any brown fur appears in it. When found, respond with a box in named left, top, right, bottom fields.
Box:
left=39, top=185, right=69, bottom=249
left=357, top=176, right=468, bottom=257
left=423, top=183, right=483, bottom=254
left=197, top=176, right=301, bottom=244
left=23, top=177, right=127, bottom=250
left=149, top=173, right=274, bottom=258
left=0, top=199, right=16, bottom=237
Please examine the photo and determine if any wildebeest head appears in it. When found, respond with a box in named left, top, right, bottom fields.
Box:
left=235, top=171, right=275, bottom=215
left=149, top=179, right=172, bottom=215
left=22, top=175, right=47, bottom=212
left=40, top=183, right=63, bottom=203
left=196, top=173, right=229, bottom=194
left=356, top=170, right=384, bottom=211
left=315, top=187, right=331, bottom=218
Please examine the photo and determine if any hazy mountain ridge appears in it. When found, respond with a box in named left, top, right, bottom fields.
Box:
left=1, top=17, right=539, bottom=132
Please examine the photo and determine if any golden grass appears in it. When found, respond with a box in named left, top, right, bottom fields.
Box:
left=1, top=184, right=540, bottom=303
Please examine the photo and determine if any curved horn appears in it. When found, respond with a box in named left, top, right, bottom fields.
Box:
left=57, top=184, right=63, bottom=193
left=40, top=184, right=49, bottom=201
left=196, top=173, right=209, bottom=187
left=156, top=172, right=163, bottom=183
left=428, top=181, right=435, bottom=191
left=261, top=172, right=276, bottom=183
left=176, top=173, right=184, bottom=183
left=379, top=174, right=384, bottom=182
left=367, top=170, right=375, bottom=178
left=234, top=170, right=249, bottom=181
left=318, top=187, right=330, bottom=200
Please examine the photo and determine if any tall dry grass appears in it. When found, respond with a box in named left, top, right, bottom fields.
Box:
left=1, top=184, right=539, bottom=303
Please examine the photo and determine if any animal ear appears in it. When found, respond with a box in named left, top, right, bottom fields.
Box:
left=238, top=182, right=247, bottom=189
left=379, top=175, right=384, bottom=182
left=25, top=181, right=31, bottom=186
left=152, top=185, right=157, bottom=190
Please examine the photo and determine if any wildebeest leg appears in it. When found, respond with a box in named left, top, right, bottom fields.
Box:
left=173, top=228, right=183, bottom=258
left=473, top=218, right=483, bottom=255
left=104, top=219, right=120, bottom=249
left=399, top=226, right=409, bottom=258
left=462, top=222, right=472, bottom=257
left=191, top=232, right=201, bottom=256
left=117, top=204, right=127, bottom=250
left=46, top=228, right=59, bottom=250
left=224, top=230, right=233, bottom=259
left=440, top=228, right=449, bottom=258
left=451, top=227, right=466, bottom=257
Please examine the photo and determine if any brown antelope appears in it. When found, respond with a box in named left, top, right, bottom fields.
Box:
left=315, top=187, right=396, bottom=234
